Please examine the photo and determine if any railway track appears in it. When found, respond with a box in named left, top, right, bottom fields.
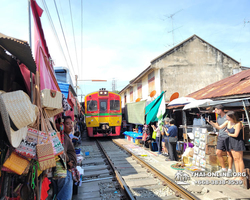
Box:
left=74, top=138, right=199, bottom=200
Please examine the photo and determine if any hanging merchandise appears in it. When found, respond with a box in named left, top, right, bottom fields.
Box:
left=36, top=108, right=56, bottom=171
left=15, top=127, right=44, bottom=159
left=62, top=93, right=71, bottom=112
left=0, top=90, right=38, bottom=148
left=41, top=89, right=62, bottom=110
left=3, top=152, right=29, bottom=175
left=43, top=109, right=64, bottom=156
left=53, top=155, right=67, bottom=179
left=45, top=107, right=64, bottom=118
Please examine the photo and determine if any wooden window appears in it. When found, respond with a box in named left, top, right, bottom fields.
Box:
left=148, top=71, right=155, bottom=93
left=130, top=87, right=133, bottom=102
left=124, top=94, right=127, bottom=104
left=137, top=81, right=142, bottom=98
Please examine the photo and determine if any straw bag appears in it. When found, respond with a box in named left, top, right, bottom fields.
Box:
left=41, top=89, right=62, bottom=110
left=45, top=107, right=64, bottom=118
left=3, top=152, right=29, bottom=175
left=36, top=108, right=56, bottom=171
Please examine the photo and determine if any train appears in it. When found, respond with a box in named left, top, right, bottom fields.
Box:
left=84, top=88, right=122, bottom=137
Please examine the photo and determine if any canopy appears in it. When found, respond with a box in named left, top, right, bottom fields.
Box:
left=183, top=99, right=212, bottom=110
left=168, top=97, right=196, bottom=106
left=145, top=91, right=165, bottom=124
left=126, top=100, right=146, bottom=125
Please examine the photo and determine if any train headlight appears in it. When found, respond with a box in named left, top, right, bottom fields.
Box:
left=100, top=92, right=103, bottom=94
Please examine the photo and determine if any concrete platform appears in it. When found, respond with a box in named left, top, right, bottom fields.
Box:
left=114, top=138, right=250, bottom=200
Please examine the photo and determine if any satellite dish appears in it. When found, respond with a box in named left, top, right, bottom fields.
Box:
left=149, top=90, right=156, bottom=98
left=135, top=98, right=141, bottom=102
left=170, top=92, right=179, bottom=102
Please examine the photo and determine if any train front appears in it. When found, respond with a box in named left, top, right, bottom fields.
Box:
left=85, top=88, right=122, bottom=137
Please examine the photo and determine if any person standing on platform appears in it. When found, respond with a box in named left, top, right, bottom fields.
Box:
left=152, top=122, right=162, bottom=154
left=57, top=116, right=77, bottom=200
left=164, top=118, right=178, bottom=161
left=162, top=118, right=170, bottom=157
left=206, top=105, right=233, bottom=176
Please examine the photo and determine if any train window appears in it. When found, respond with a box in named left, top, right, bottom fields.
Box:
left=110, top=100, right=120, bottom=111
left=99, top=100, right=107, bottom=113
left=87, top=100, right=97, bottom=111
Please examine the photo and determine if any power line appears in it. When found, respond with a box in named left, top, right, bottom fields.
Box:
left=53, top=0, right=75, bottom=76
left=69, top=0, right=79, bottom=75
left=81, top=0, right=83, bottom=80
left=41, top=0, right=72, bottom=73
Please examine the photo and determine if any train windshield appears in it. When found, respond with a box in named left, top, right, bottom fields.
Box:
left=99, top=99, right=107, bottom=113
left=87, top=100, right=97, bottom=111
left=110, top=100, right=120, bottom=111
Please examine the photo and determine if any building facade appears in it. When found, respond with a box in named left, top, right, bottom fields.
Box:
left=119, top=35, right=241, bottom=107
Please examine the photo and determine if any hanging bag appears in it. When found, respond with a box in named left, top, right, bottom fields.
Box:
left=53, top=155, right=67, bottom=179
left=3, top=151, right=29, bottom=175
left=43, top=109, right=64, bottom=156
left=41, top=89, right=62, bottom=110
left=36, top=108, right=56, bottom=171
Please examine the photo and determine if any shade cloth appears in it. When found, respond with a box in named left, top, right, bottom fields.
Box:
left=126, top=100, right=146, bottom=125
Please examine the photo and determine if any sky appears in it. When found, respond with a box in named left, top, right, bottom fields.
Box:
left=1, top=0, right=250, bottom=100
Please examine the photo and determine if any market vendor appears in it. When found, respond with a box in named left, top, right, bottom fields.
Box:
left=206, top=105, right=233, bottom=176
left=56, top=116, right=77, bottom=200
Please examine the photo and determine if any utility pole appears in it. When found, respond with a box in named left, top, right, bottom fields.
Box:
left=75, top=75, right=78, bottom=96
left=167, top=9, right=183, bottom=46
left=112, top=78, right=116, bottom=92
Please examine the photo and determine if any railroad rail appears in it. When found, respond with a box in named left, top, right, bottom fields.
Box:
left=112, top=139, right=199, bottom=200
left=96, top=140, right=136, bottom=200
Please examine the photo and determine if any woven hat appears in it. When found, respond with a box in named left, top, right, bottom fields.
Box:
left=0, top=90, right=38, bottom=148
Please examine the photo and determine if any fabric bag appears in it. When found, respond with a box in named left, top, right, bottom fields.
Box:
left=3, top=152, right=29, bottom=175
left=168, top=137, right=178, bottom=143
left=72, top=168, right=80, bottom=182
left=49, top=131, right=64, bottom=156
left=53, top=156, right=67, bottom=179
left=152, top=131, right=157, bottom=140
left=41, top=89, right=62, bottom=110
left=15, top=127, right=44, bottom=159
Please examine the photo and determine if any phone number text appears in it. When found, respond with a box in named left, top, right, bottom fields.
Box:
left=194, top=180, right=243, bottom=185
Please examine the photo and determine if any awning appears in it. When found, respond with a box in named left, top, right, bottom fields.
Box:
left=0, top=33, right=36, bottom=74
left=189, top=97, right=250, bottom=109
left=58, top=82, right=70, bottom=98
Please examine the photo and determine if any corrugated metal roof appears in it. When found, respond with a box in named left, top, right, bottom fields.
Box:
left=187, top=69, right=250, bottom=100
left=0, top=33, right=36, bottom=74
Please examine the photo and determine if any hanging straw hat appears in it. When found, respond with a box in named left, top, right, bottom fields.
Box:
left=0, top=90, right=38, bottom=148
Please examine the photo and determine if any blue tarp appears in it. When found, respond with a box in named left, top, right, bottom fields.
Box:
left=123, top=131, right=143, bottom=139
left=58, top=82, right=70, bottom=98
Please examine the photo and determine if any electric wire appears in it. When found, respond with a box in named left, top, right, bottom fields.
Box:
left=69, top=0, right=79, bottom=75
left=53, top=0, right=76, bottom=76
left=81, top=0, right=83, bottom=78
left=41, top=0, right=73, bottom=75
